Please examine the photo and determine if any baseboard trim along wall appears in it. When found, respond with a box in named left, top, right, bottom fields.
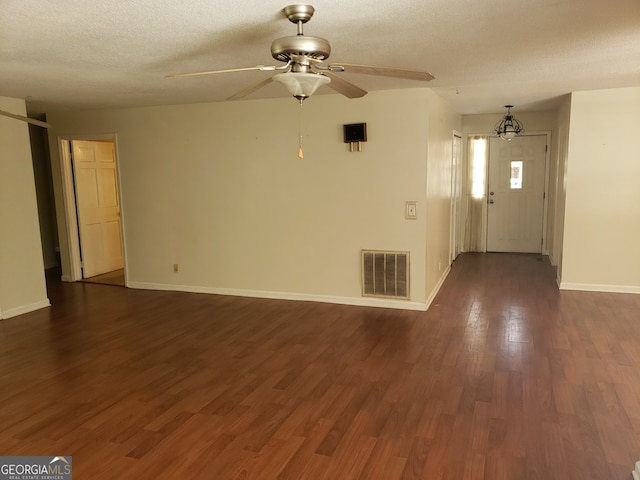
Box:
left=559, top=282, right=640, bottom=295
left=425, top=265, right=452, bottom=310
left=1, top=298, right=51, bottom=320
left=127, top=281, right=429, bottom=311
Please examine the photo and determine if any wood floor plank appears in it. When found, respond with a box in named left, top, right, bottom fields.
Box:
left=275, top=418, right=335, bottom=480
left=1, top=253, right=639, bottom=479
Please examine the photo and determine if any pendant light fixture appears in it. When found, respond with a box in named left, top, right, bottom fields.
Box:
left=494, top=105, right=523, bottom=140
left=272, top=72, right=330, bottom=103
left=272, top=72, right=330, bottom=159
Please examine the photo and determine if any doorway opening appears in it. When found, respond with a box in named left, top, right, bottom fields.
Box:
left=58, top=136, right=126, bottom=286
left=465, top=133, right=550, bottom=254
left=450, top=132, right=463, bottom=262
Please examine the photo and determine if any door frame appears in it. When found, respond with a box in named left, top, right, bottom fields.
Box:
left=450, top=131, right=463, bottom=263
left=464, top=131, right=551, bottom=253
left=485, top=131, right=551, bottom=254
left=56, top=134, right=128, bottom=283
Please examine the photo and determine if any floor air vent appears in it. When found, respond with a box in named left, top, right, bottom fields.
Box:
left=361, top=250, right=410, bottom=299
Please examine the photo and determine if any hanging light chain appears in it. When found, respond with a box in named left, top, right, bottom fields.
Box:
left=298, top=99, right=304, bottom=159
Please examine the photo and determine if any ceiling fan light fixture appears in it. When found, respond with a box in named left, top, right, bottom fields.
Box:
left=494, top=105, right=524, bottom=140
left=272, top=72, right=330, bottom=101
left=167, top=4, right=434, bottom=102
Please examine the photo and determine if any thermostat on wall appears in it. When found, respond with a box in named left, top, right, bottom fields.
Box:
left=343, top=123, right=367, bottom=152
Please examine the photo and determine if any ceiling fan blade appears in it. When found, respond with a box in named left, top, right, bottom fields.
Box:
left=227, top=76, right=274, bottom=101
left=322, top=72, right=367, bottom=99
left=0, top=109, right=50, bottom=128
left=166, top=65, right=279, bottom=78
left=330, top=63, right=435, bottom=82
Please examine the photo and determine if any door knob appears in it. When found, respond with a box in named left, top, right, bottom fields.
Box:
left=489, top=199, right=494, bottom=204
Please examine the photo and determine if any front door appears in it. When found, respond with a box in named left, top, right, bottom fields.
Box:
left=71, top=140, right=124, bottom=278
left=486, top=135, right=546, bottom=253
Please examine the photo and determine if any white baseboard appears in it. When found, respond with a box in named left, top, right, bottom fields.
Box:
left=1, top=299, right=51, bottom=320
left=127, top=281, right=428, bottom=311
left=559, top=282, right=640, bottom=295
left=425, top=265, right=452, bottom=310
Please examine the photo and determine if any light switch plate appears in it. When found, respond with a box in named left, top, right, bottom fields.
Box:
left=405, top=201, right=417, bottom=220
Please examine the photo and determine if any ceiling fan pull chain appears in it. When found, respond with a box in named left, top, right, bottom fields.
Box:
left=298, top=100, right=304, bottom=159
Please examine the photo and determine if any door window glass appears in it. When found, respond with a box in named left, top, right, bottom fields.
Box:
left=510, top=160, right=523, bottom=189
left=471, top=138, right=487, bottom=198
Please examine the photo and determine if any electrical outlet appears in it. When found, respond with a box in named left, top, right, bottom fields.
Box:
left=173, top=263, right=179, bottom=273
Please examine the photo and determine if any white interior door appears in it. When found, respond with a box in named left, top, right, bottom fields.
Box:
left=487, top=135, right=546, bottom=253
left=71, top=140, right=124, bottom=277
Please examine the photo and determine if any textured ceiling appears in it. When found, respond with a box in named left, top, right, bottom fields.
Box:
left=1, top=0, right=639, bottom=115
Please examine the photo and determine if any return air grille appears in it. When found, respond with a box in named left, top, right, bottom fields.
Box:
left=361, top=250, right=410, bottom=299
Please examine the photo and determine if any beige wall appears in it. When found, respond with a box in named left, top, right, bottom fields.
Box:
left=48, top=88, right=461, bottom=309
left=425, top=90, right=462, bottom=302
left=551, top=95, right=572, bottom=278
left=560, top=87, right=640, bottom=292
left=0, top=97, right=50, bottom=319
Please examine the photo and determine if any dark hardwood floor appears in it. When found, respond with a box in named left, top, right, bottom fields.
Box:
left=1, top=253, right=639, bottom=479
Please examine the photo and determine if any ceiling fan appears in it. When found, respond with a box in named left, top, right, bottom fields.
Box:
left=167, top=4, right=435, bottom=103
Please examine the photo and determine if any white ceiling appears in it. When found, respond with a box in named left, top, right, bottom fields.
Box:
left=2, top=0, right=639, bottom=115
